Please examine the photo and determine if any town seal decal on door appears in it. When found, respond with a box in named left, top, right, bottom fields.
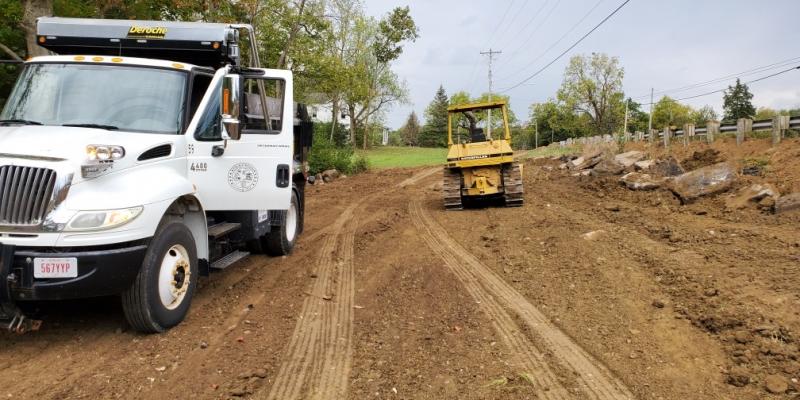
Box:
left=227, top=163, right=259, bottom=192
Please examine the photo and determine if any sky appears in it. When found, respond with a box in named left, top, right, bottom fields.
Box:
left=363, top=0, right=800, bottom=129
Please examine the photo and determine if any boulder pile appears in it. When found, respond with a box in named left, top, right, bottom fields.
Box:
left=558, top=149, right=800, bottom=213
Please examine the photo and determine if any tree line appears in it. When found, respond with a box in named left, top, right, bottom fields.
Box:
left=399, top=52, right=798, bottom=149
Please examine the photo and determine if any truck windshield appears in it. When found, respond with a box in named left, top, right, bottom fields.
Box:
left=0, top=63, right=187, bottom=134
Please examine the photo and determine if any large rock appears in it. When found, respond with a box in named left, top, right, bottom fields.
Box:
left=321, top=169, right=340, bottom=183
left=614, top=151, right=647, bottom=168
left=591, top=158, right=625, bottom=176
left=669, top=162, right=737, bottom=202
left=583, top=155, right=605, bottom=170
left=775, top=192, right=800, bottom=214
left=725, top=184, right=779, bottom=210
left=652, top=156, right=685, bottom=177
left=568, top=156, right=585, bottom=170
left=620, top=172, right=663, bottom=191
left=634, top=159, right=655, bottom=171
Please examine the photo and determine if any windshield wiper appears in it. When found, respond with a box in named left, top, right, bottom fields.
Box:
left=62, top=123, right=119, bottom=130
left=0, top=119, right=43, bottom=126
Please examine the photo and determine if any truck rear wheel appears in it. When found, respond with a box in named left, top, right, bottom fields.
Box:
left=263, top=190, right=300, bottom=256
left=122, top=221, right=198, bottom=333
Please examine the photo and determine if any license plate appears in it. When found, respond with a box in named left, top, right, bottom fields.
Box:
left=34, top=258, right=78, bottom=279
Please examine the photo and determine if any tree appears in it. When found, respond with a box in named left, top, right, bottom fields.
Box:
left=419, top=85, right=448, bottom=147
left=692, top=105, right=718, bottom=125
left=754, top=107, right=778, bottom=120
left=624, top=98, right=649, bottom=133
left=722, top=78, right=755, bottom=121
left=399, top=111, right=420, bottom=146
left=529, top=100, right=589, bottom=145
left=557, top=53, right=625, bottom=136
left=22, top=0, right=53, bottom=58
left=341, top=6, right=417, bottom=149
left=651, top=96, right=693, bottom=128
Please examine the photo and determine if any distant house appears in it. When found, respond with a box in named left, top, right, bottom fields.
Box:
left=305, top=94, right=350, bottom=128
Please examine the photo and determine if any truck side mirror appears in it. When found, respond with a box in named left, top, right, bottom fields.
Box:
left=221, top=74, right=241, bottom=140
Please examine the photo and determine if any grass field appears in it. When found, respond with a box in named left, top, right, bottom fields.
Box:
left=522, top=144, right=582, bottom=160
left=358, top=145, right=583, bottom=170
left=358, top=146, right=447, bottom=169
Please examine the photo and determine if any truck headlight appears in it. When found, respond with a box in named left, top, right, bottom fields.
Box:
left=65, top=206, right=143, bottom=231
left=87, top=145, right=125, bottom=161
left=82, top=145, right=125, bottom=178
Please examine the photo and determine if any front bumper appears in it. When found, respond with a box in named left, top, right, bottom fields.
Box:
left=0, top=241, right=148, bottom=302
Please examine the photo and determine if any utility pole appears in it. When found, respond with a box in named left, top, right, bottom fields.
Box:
left=622, top=98, right=629, bottom=140
left=534, top=116, right=539, bottom=148
left=480, top=48, right=501, bottom=138
left=647, top=88, right=654, bottom=134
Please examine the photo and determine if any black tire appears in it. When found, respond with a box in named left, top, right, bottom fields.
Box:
left=122, top=221, right=198, bottom=333
left=263, top=189, right=300, bottom=256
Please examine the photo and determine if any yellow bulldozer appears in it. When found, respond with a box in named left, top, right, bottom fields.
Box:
left=443, top=100, right=524, bottom=210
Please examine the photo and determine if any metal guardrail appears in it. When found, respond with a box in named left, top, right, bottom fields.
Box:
left=556, top=115, right=799, bottom=147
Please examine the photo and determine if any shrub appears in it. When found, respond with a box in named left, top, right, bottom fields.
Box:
left=308, top=134, right=370, bottom=175
left=309, top=135, right=353, bottom=174
left=350, top=154, right=370, bottom=174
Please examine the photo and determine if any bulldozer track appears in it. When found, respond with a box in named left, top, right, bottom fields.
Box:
left=503, top=162, right=524, bottom=207
left=442, top=167, right=463, bottom=210
left=410, top=200, right=634, bottom=400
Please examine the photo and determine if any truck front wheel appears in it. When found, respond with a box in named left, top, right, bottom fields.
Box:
left=264, top=190, right=300, bottom=256
left=122, top=221, right=198, bottom=333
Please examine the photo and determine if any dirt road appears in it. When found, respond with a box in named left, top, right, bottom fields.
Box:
left=0, top=138, right=798, bottom=399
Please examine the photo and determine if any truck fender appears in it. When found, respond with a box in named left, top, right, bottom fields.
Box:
left=161, top=195, right=209, bottom=275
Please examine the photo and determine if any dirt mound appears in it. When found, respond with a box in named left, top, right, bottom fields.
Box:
left=527, top=136, right=800, bottom=397
left=682, top=148, right=722, bottom=171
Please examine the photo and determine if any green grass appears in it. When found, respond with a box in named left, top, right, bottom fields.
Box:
left=358, top=146, right=448, bottom=169
left=521, top=144, right=582, bottom=160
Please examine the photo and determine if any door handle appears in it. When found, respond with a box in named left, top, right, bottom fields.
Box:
left=276, top=164, right=290, bottom=188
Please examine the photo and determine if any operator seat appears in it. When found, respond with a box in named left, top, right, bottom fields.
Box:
left=470, top=128, right=486, bottom=142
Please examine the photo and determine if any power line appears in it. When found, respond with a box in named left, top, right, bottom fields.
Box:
left=642, top=65, right=800, bottom=105
left=499, top=0, right=604, bottom=82
left=500, top=0, right=631, bottom=93
left=467, top=1, right=517, bottom=94
left=491, top=1, right=531, bottom=48
left=632, top=55, right=800, bottom=100
left=496, top=0, right=557, bottom=64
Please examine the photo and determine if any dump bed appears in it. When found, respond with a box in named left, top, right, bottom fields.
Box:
left=37, top=17, right=242, bottom=68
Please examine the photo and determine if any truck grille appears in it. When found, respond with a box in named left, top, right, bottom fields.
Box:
left=0, top=165, right=57, bottom=226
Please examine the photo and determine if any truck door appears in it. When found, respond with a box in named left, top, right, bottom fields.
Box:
left=186, top=68, right=293, bottom=211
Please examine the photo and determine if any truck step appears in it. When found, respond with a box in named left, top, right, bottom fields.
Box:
left=208, top=222, right=241, bottom=239
left=211, top=250, right=250, bottom=270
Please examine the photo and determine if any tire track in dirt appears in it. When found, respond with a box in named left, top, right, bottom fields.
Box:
left=398, top=166, right=441, bottom=188
left=262, top=203, right=356, bottom=400
left=409, top=201, right=570, bottom=399
left=263, top=167, right=439, bottom=400
left=410, top=200, right=634, bottom=399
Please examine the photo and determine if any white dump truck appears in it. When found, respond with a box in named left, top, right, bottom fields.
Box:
left=0, top=18, right=313, bottom=333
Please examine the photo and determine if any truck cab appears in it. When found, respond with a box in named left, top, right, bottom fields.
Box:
left=0, top=18, right=312, bottom=333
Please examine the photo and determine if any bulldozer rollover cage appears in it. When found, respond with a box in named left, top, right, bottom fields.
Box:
left=447, top=100, right=512, bottom=147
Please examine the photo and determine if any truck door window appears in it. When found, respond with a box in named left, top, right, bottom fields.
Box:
left=194, top=80, right=222, bottom=141
left=189, top=73, right=212, bottom=120
left=242, top=77, right=284, bottom=134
